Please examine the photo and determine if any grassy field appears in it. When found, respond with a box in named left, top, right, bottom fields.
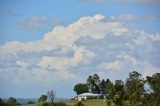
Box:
left=27, top=99, right=114, bottom=106
left=65, top=99, right=107, bottom=106
left=27, top=104, right=38, bottom=106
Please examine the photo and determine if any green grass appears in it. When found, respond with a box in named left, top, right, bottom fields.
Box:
left=27, top=99, right=114, bottom=106
left=65, top=99, right=113, bottom=106
left=27, top=104, right=38, bottom=106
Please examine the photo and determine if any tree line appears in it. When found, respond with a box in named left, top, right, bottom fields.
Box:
left=74, top=71, right=160, bottom=106
left=0, top=89, right=56, bottom=106
left=0, top=97, right=20, bottom=106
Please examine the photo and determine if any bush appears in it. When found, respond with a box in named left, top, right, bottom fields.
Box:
left=74, top=101, right=85, bottom=106
left=27, top=101, right=35, bottom=104
left=106, top=100, right=112, bottom=106
left=39, top=103, right=47, bottom=106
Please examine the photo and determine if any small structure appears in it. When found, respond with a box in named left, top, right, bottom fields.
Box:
left=75, top=93, right=101, bottom=101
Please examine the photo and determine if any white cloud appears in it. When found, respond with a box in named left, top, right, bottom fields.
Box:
left=15, top=16, right=65, bottom=32
left=142, top=61, right=160, bottom=77
left=16, top=60, right=29, bottom=68
left=117, top=52, right=139, bottom=66
left=98, top=60, right=125, bottom=71
left=2, top=14, right=128, bottom=54
left=150, top=32, right=160, bottom=41
left=0, top=14, right=160, bottom=86
left=66, top=14, right=128, bottom=39
left=117, top=14, right=136, bottom=21
left=38, top=46, right=95, bottom=71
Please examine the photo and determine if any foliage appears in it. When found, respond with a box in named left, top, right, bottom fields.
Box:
left=28, top=101, right=35, bottom=104
left=105, top=79, right=113, bottom=95
left=74, top=101, right=85, bottom=106
left=145, top=73, right=160, bottom=106
left=39, top=102, right=47, bottom=106
left=47, top=90, right=56, bottom=102
left=87, top=74, right=101, bottom=94
left=39, top=102, right=67, bottom=106
left=38, top=95, right=47, bottom=103
left=106, top=100, right=112, bottom=106
left=99, top=79, right=106, bottom=94
left=73, top=71, right=160, bottom=106
left=0, top=97, right=6, bottom=106
left=7, top=97, right=18, bottom=106
left=111, top=80, right=124, bottom=106
left=125, top=71, right=145, bottom=105
left=74, top=83, right=89, bottom=95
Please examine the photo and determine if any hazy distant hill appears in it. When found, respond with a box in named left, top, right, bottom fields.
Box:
left=3, top=98, right=69, bottom=104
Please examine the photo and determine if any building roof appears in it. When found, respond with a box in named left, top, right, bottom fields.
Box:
left=78, top=93, right=100, bottom=97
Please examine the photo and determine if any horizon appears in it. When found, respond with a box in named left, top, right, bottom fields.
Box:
left=0, top=0, right=160, bottom=98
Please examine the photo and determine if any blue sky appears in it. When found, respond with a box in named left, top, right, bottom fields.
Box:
left=0, top=0, right=160, bottom=98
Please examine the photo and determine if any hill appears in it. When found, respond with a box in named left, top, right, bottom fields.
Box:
left=65, top=99, right=110, bottom=106
left=27, top=99, right=109, bottom=106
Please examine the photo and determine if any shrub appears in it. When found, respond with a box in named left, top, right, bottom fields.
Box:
left=74, top=101, right=85, bottom=106
left=39, top=103, right=47, bottom=106
left=27, top=101, right=35, bottom=104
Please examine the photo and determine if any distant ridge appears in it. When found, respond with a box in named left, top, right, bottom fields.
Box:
left=3, top=98, right=69, bottom=104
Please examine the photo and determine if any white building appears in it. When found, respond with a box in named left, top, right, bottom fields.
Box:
left=75, top=93, right=101, bottom=101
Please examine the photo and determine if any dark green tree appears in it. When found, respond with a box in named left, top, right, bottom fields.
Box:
left=112, top=80, right=124, bottom=106
left=87, top=74, right=100, bottom=94
left=39, top=95, right=47, bottom=103
left=145, top=73, right=160, bottom=105
left=99, top=79, right=106, bottom=95
left=74, top=83, right=89, bottom=95
left=146, top=73, right=160, bottom=96
left=105, top=79, right=113, bottom=96
left=0, top=98, right=5, bottom=106
left=125, top=71, right=145, bottom=105
left=7, top=97, right=17, bottom=106
left=27, top=101, right=35, bottom=104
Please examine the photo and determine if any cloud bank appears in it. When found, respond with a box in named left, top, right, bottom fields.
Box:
left=0, top=14, right=160, bottom=86
left=15, top=16, right=65, bottom=32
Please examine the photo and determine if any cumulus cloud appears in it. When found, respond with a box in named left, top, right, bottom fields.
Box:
left=117, top=52, right=139, bottom=66
left=98, top=60, right=125, bottom=71
left=0, top=14, right=160, bottom=86
left=14, top=16, right=65, bottom=32
left=142, top=61, right=160, bottom=77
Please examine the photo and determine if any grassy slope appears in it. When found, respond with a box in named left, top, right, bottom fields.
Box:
left=65, top=99, right=108, bottom=106
left=27, top=99, right=113, bottom=106
left=27, top=104, right=38, bottom=106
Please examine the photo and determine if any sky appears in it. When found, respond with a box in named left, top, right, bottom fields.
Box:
left=0, top=0, right=160, bottom=98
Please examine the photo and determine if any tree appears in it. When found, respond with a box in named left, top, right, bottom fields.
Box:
left=87, top=74, right=100, bottom=94
left=38, top=95, right=47, bottom=103
left=112, top=80, right=124, bottom=106
left=105, top=79, right=113, bottom=96
left=0, top=98, right=5, bottom=106
left=7, top=97, right=17, bottom=106
left=99, top=79, right=106, bottom=95
left=74, top=83, right=89, bottom=95
left=27, top=101, right=35, bottom=104
left=146, top=73, right=160, bottom=96
left=47, top=90, right=56, bottom=102
left=145, top=73, right=160, bottom=105
left=125, top=71, right=145, bottom=105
